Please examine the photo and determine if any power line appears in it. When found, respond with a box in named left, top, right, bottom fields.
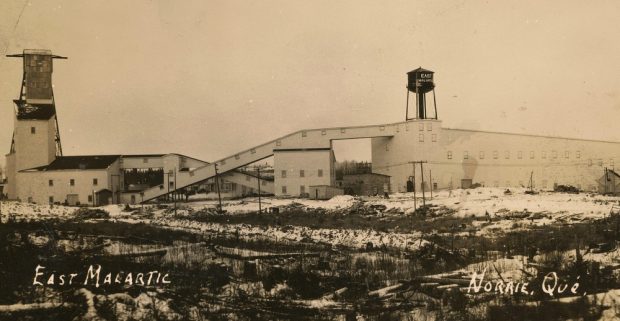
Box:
left=2, top=0, right=29, bottom=57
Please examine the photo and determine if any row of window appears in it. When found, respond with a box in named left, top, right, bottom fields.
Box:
left=474, top=180, right=578, bottom=189
left=447, top=150, right=586, bottom=160
left=297, top=123, right=435, bottom=139
left=418, top=133, right=437, bottom=142
left=281, top=185, right=306, bottom=194
left=281, top=169, right=323, bottom=178
left=245, top=175, right=268, bottom=185
left=49, top=178, right=98, bottom=187
left=47, top=195, right=95, bottom=204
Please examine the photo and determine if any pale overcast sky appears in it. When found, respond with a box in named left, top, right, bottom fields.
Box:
left=1, top=0, right=620, bottom=164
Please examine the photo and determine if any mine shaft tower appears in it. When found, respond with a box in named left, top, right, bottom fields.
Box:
left=6, top=49, right=67, bottom=156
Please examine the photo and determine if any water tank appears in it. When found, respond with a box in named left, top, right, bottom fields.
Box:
left=407, top=67, right=434, bottom=94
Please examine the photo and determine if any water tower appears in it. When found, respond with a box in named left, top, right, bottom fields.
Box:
left=406, top=67, right=437, bottom=120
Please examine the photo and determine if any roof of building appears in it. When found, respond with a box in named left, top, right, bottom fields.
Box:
left=407, top=67, right=434, bottom=74
left=121, top=154, right=166, bottom=158
left=343, top=173, right=391, bottom=178
left=25, top=155, right=121, bottom=171
left=23, top=49, right=53, bottom=55
left=607, top=169, right=620, bottom=179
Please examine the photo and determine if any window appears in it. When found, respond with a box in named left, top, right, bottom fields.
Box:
left=93, top=178, right=98, bottom=186
left=576, top=151, right=581, bottom=159
left=552, top=151, right=557, bottom=159
left=246, top=175, right=251, bottom=181
left=427, top=123, right=432, bottom=131
left=262, top=180, right=266, bottom=186
left=143, top=158, right=148, bottom=163
left=542, top=151, right=547, bottom=159
left=281, top=186, right=287, bottom=194
left=340, top=128, right=346, bottom=134
left=321, top=130, right=326, bottom=135
left=419, top=123, right=424, bottom=131
left=169, top=181, right=174, bottom=187
left=433, top=182, right=437, bottom=190
left=235, top=154, right=240, bottom=160
left=300, top=185, right=306, bottom=194
left=493, top=151, right=498, bottom=159
left=301, top=131, right=307, bottom=137
left=447, top=151, right=453, bottom=159
left=318, top=169, right=323, bottom=177
left=88, top=195, right=93, bottom=202
left=70, top=179, right=75, bottom=186
left=276, top=140, right=282, bottom=146
left=31, top=127, right=36, bottom=134
left=565, top=151, right=570, bottom=159
left=299, top=170, right=305, bottom=178
left=530, top=151, right=535, bottom=159
left=418, top=134, right=424, bottom=142
left=518, top=151, right=522, bottom=159
left=463, top=151, right=469, bottom=159
left=504, top=151, right=510, bottom=159
left=380, top=126, right=385, bottom=131
left=479, top=151, right=485, bottom=159
left=48, top=179, right=53, bottom=187
left=588, top=159, right=593, bottom=166
left=49, top=196, right=54, bottom=204
left=281, top=170, right=287, bottom=178
left=431, top=134, right=437, bottom=142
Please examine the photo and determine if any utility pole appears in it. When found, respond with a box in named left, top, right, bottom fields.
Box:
left=166, top=171, right=171, bottom=203
left=174, top=168, right=177, bottom=216
left=420, top=162, right=426, bottom=206
left=257, top=166, right=262, bottom=214
left=409, top=161, right=428, bottom=209
left=429, top=169, right=433, bottom=200
left=214, top=163, right=222, bottom=212
left=411, top=162, right=417, bottom=212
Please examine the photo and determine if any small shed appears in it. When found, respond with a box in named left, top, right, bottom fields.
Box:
left=94, top=189, right=113, bottom=206
left=598, top=168, right=620, bottom=195
left=342, top=173, right=391, bottom=196
left=309, top=185, right=344, bottom=200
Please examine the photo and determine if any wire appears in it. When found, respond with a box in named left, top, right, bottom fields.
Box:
left=2, top=0, right=28, bottom=56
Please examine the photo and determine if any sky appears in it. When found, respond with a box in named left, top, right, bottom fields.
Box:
left=1, top=0, right=620, bottom=166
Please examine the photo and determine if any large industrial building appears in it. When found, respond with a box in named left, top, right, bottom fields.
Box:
left=4, top=50, right=272, bottom=205
left=4, top=49, right=620, bottom=205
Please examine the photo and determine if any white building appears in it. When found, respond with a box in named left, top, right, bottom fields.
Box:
left=5, top=50, right=619, bottom=205
left=4, top=50, right=272, bottom=205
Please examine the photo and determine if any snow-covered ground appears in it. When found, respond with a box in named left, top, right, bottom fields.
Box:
left=155, top=188, right=620, bottom=220
left=2, top=187, right=619, bottom=248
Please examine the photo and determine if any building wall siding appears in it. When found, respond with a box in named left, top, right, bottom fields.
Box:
left=372, top=120, right=620, bottom=193
left=16, top=168, right=113, bottom=205
left=274, top=149, right=334, bottom=196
